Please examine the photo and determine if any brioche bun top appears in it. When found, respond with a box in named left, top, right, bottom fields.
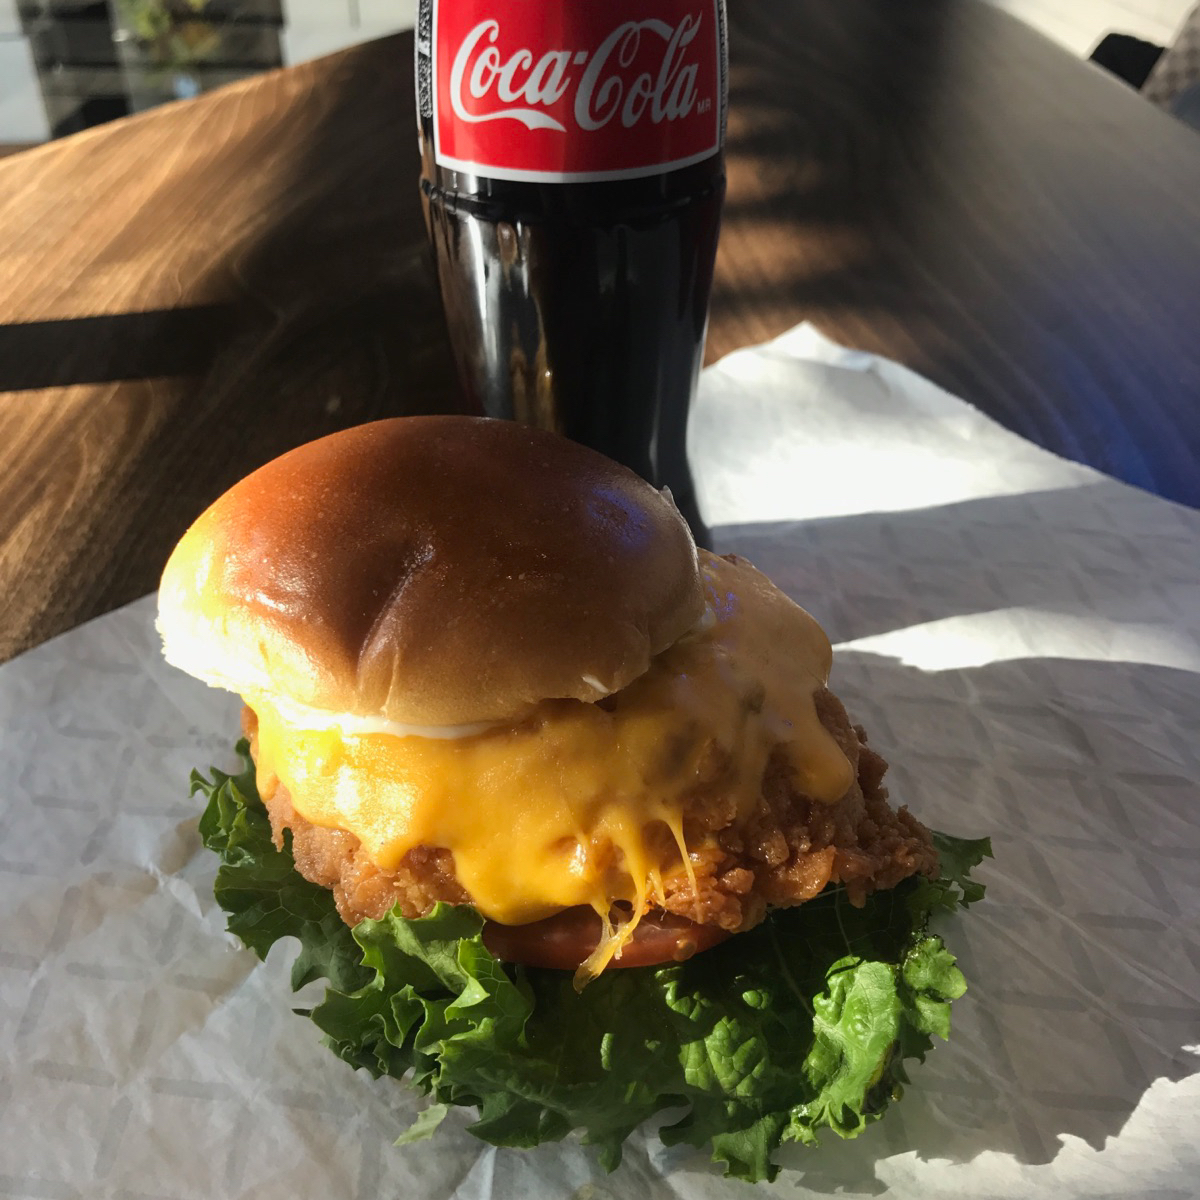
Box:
left=157, top=416, right=704, bottom=725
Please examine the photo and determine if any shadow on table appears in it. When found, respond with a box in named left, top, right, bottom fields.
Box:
left=181, top=32, right=460, bottom=477
left=0, top=307, right=235, bottom=391
left=716, top=0, right=1200, bottom=510
left=0, top=32, right=462, bottom=645
left=714, top=0, right=956, bottom=326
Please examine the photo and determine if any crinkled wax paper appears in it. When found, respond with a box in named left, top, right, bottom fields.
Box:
left=2, top=324, right=1198, bottom=1199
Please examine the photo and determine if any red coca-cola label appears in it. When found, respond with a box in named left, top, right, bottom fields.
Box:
left=431, top=0, right=726, bottom=182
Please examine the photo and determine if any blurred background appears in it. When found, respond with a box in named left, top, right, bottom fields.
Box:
left=0, top=0, right=1194, bottom=146
left=0, top=0, right=416, bottom=142
left=988, top=0, right=1191, bottom=54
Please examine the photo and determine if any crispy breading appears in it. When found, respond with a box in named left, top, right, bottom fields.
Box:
left=244, top=688, right=937, bottom=932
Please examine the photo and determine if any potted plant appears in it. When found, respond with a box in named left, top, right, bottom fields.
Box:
left=112, top=0, right=224, bottom=107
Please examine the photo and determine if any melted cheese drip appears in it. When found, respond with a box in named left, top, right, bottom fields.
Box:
left=249, top=553, right=854, bottom=946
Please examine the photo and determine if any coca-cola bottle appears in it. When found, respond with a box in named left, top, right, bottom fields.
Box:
left=416, top=1, right=728, bottom=537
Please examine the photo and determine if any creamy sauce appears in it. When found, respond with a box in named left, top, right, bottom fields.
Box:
left=249, top=552, right=854, bottom=935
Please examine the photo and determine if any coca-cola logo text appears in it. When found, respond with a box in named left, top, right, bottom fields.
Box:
left=449, top=17, right=705, bottom=133
left=433, top=0, right=724, bottom=182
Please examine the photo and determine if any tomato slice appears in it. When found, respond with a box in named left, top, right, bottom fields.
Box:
left=481, top=906, right=731, bottom=971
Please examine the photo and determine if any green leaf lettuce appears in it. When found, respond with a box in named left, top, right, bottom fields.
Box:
left=194, top=740, right=989, bottom=1183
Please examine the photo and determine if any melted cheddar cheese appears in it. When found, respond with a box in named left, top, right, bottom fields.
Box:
left=249, top=552, right=854, bottom=941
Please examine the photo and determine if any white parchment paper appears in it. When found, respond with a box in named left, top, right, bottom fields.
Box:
left=2, top=324, right=1198, bottom=1199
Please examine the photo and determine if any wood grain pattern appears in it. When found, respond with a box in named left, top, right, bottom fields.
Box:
left=712, top=1, right=1200, bottom=502
left=0, top=45, right=460, bottom=662
left=2, top=1, right=1199, bottom=663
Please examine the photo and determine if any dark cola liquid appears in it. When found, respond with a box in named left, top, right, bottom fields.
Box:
left=416, top=33, right=725, bottom=539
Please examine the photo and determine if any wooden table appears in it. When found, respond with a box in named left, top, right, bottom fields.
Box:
left=3, top=0, right=1199, bottom=664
